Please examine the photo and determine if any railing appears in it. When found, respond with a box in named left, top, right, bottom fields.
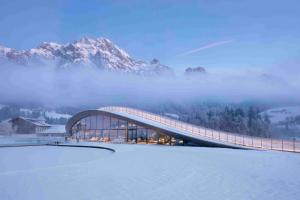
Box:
left=101, top=106, right=300, bottom=153
left=0, top=135, right=65, bottom=147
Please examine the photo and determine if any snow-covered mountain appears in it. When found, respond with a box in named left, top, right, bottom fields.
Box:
left=0, top=37, right=173, bottom=75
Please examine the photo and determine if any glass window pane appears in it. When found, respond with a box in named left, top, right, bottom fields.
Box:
left=117, top=129, right=126, bottom=140
left=118, top=119, right=127, bottom=129
left=128, top=122, right=136, bottom=128
left=103, top=116, right=110, bottom=129
left=111, top=117, right=118, bottom=129
left=85, top=117, right=91, bottom=130
left=97, top=115, right=103, bottom=129
left=90, top=116, right=96, bottom=129
left=80, top=118, right=87, bottom=131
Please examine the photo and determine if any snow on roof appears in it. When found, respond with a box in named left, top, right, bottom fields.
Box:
left=11, top=117, right=51, bottom=127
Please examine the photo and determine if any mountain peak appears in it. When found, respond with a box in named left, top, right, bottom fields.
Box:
left=0, top=37, right=173, bottom=75
left=150, top=58, right=160, bottom=65
left=78, top=37, right=95, bottom=44
left=185, top=66, right=206, bottom=76
left=38, top=42, right=61, bottom=49
left=76, top=37, right=111, bottom=44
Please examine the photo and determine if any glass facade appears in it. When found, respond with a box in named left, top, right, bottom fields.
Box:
left=70, top=114, right=179, bottom=145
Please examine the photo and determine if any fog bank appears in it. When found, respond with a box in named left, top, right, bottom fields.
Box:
left=0, top=65, right=299, bottom=107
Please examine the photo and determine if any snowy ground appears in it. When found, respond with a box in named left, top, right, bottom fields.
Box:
left=262, top=106, right=300, bottom=124
left=44, top=111, right=72, bottom=119
left=0, top=143, right=299, bottom=200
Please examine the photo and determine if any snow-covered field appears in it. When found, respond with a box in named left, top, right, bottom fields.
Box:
left=44, top=111, right=72, bottom=119
left=0, top=143, right=299, bottom=200
left=262, top=106, right=300, bottom=124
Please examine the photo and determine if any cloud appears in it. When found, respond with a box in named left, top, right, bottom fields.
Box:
left=177, top=40, right=234, bottom=56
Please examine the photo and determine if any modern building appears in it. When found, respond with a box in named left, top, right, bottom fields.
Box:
left=66, top=107, right=238, bottom=146
left=66, top=106, right=300, bottom=152
left=65, top=107, right=235, bottom=146
left=66, top=109, right=178, bottom=145
left=10, top=117, right=51, bottom=134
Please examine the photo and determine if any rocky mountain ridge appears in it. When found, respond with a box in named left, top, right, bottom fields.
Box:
left=0, top=37, right=172, bottom=75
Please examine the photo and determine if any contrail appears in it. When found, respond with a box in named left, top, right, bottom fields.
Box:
left=178, top=40, right=234, bottom=56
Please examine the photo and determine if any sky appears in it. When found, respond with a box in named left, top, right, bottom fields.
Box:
left=0, top=0, right=300, bottom=72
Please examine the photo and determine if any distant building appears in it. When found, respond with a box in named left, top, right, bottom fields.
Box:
left=10, top=117, right=51, bottom=134
left=0, top=119, right=14, bottom=135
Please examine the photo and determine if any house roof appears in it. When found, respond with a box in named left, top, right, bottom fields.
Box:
left=10, top=117, right=51, bottom=127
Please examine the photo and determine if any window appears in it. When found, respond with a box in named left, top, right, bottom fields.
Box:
left=70, top=113, right=166, bottom=144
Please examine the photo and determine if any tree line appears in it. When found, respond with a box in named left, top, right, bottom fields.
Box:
left=149, top=103, right=271, bottom=137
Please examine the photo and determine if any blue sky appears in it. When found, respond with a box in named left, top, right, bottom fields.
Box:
left=0, top=0, right=300, bottom=71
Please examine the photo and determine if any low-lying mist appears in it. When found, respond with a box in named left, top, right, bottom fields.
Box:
left=0, top=64, right=299, bottom=108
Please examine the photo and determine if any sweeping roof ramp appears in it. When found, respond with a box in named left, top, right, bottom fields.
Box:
left=66, top=106, right=300, bottom=152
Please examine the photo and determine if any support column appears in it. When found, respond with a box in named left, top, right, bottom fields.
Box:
left=126, top=121, right=128, bottom=143
left=135, top=129, right=138, bottom=143
left=109, top=116, right=111, bottom=141
left=146, top=129, right=149, bottom=144
left=89, top=116, right=92, bottom=139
